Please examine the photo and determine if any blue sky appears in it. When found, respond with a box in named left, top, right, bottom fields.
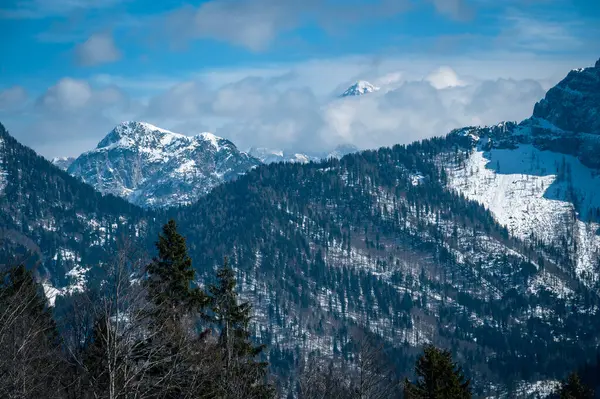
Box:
left=1, top=0, right=599, bottom=157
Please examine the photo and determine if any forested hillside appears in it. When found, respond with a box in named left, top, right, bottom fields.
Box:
left=2, top=118, right=599, bottom=396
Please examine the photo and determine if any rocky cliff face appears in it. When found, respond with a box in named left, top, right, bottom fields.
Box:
left=68, top=121, right=260, bottom=208
left=528, top=58, right=600, bottom=168
left=533, top=58, right=600, bottom=134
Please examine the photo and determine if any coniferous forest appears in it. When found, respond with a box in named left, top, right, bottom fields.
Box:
left=1, top=219, right=597, bottom=398
left=2, top=107, right=600, bottom=398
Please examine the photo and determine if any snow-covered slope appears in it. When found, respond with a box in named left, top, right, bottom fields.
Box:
left=446, top=60, right=600, bottom=286
left=51, top=156, right=75, bottom=171
left=444, top=59, right=600, bottom=287
left=448, top=134, right=600, bottom=284
left=249, top=144, right=359, bottom=164
left=248, top=147, right=315, bottom=164
left=68, top=121, right=260, bottom=208
left=340, top=80, right=380, bottom=97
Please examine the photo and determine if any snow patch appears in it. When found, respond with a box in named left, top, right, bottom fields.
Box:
left=448, top=144, right=600, bottom=283
left=198, top=132, right=223, bottom=151
left=42, top=281, right=60, bottom=307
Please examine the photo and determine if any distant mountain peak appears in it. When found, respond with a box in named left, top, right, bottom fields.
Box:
left=532, top=57, right=600, bottom=135
left=249, top=144, right=359, bottom=164
left=96, top=121, right=186, bottom=150
left=341, top=80, right=380, bottom=97
left=68, top=122, right=259, bottom=208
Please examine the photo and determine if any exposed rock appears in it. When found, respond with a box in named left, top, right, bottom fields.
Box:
left=68, top=121, right=260, bottom=208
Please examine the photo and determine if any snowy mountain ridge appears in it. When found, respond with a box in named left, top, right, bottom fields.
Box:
left=340, top=80, right=380, bottom=97
left=249, top=144, right=360, bottom=164
left=446, top=128, right=600, bottom=286
left=67, top=121, right=260, bottom=208
left=444, top=57, right=600, bottom=287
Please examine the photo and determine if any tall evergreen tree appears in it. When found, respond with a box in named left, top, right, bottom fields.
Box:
left=208, top=257, right=274, bottom=398
left=141, top=220, right=211, bottom=398
left=146, top=219, right=207, bottom=319
left=404, top=345, right=471, bottom=399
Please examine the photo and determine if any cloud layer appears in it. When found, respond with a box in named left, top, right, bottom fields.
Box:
left=162, top=0, right=413, bottom=52
left=2, top=52, right=581, bottom=159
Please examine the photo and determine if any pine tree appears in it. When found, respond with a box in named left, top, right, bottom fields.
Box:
left=404, top=345, right=471, bottom=399
left=557, top=372, right=593, bottom=399
left=141, top=220, right=211, bottom=398
left=208, top=257, right=274, bottom=398
left=146, top=219, right=207, bottom=319
left=0, top=265, right=64, bottom=398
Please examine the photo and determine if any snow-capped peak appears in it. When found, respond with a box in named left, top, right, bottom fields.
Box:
left=96, top=121, right=188, bottom=150
left=198, top=132, right=223, bottom=151
left=67, top=121, right=260, bottom=208
left=341, top=80, right=380, bottom=97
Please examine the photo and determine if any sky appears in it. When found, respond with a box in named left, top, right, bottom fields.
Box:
left=1, top=0, right=599, bottom=158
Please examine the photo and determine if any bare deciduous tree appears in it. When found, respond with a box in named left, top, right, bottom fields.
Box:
left=0, top=263, right=64, bottom=398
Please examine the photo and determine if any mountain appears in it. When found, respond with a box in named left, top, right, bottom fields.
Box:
left=326, top=143, right=360, bottom=159
left=443, top=58, right=600, bottom=288
left=249, top=144, right=360, bottom=164
left=0, top=123, right=150, bottom=299
left=529, top=58, right=600, bottom=169
left=340, top=80, right=380, bottom=97
left=2, top=59, right=600, bottom=396
left=248, top=147, right=315, bottom=164
left=67, top=121, right=260, bottom=208
left=51, top=156, right=75, bottom=171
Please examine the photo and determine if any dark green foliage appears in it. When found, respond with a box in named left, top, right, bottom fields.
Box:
left=404, top=345, right=471, bottom=399
left=146, top=219, right=208, bottom=319
left=207, top=257, right=274, bottom=398
left=209, top=258, right=262, bottom=359
left=3, top=120, right=600, bottom=393
left=556, top=373, right=593, bottom=399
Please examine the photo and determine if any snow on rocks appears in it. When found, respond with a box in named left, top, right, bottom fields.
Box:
left=67, top=121, right=260, bottom=208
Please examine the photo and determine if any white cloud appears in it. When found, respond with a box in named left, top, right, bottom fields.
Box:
left=140, top=59, right=551, bottom=153
left=3, top=78, right=138, bottom=157
left=496, top=10, right=584, bottom=52
left=38, top=78, right=93, bottom=111
left=75, top=32, right=121, bottom=66
left=160, top=0, right=433, bottom=52
left=426, top=67, right=465, bottom=89
left=0, top=86, right=28, bottom=112
left=4, top=52, right=592, bottom=159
